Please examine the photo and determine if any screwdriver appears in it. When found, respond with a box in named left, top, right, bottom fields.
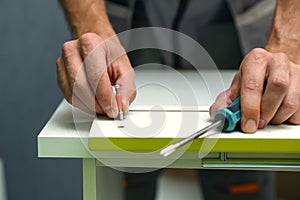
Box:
left=160, top=97, right=241, bottom=157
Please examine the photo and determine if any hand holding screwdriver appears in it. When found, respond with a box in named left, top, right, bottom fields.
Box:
left=160, top=97, right=241, bottom=157
left=57, top=33, right=136, bottom=117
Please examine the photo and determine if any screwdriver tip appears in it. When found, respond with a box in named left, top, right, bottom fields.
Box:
left=160, top=145, right=177, bottom=157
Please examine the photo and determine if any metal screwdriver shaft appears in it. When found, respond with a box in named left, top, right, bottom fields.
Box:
left=160, top=97, right=241, bottom=157
left=160, top=120, right=222, bottom=157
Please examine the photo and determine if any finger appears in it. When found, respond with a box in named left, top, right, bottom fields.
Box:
left=287, top=107, right=300, bottom=125
left=56, top=56, right=72, bottom=101
left=79, top=33, right=118, bottom=118
left=56, top=59, right=93, bottom=113
left=209, top=72, right=241, bottom=120
left=71, top=95, right=96, bottom=115
left=63, top=40, right=103, bottom=113
left=112, top=56, right=136, bottom=114
left=117, top=71, right=136, bottom=114
left=259, top=53, right=290, bottom=128
left=240, top=48, right=269, bottom=133
left=209, top=90, right=230, bottom=121
left=286, top=64, right=300, bottom=124
left=271, top=93, right=298, bottom=124
left=271, top=63, right=300, bottom=124
left=62, top=40, right=103, bottom=113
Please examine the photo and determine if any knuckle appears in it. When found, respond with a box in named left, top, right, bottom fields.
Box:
left=283, top=97, right=299, bottom=110
left=56, top=57, right=62, bottom=69
left=79, top=33, right=106, bottom=58
left=274, top=52, right=289, bottom=62
left=251, top=48, right=267, bottom=54
left=261, top=109, right=274, bottom=119
left=269, top=75, right=289, bottom=89
left=247, top=48, right=268, bottom=61
left=79, top=33, right=101, bottom=45
left=62, top=40, right=76, bottom=54
left=243, top=78, right=262, bottom=91
left=271, top=52, right=290, bottom=72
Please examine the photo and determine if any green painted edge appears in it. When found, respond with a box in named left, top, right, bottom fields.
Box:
left=88, top=138, right=300, bottom=153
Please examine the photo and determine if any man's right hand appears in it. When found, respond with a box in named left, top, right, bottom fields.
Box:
left=56, top=33, right=136, bottom=118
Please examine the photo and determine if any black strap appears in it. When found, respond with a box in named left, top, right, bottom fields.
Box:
left=172, top=0, right=190, bottom=30
left=172, top=0, right=190, bottom=68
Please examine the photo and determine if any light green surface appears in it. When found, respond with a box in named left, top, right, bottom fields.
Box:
left=83, top=159, right=96, bottom=200
left=88, top=137, right=300, bottom=153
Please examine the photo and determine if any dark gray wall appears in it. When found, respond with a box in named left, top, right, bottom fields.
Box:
left=0, top=1, right=82, bottom=199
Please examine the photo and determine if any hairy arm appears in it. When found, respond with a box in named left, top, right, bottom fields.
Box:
left=59, top=0, right=115, bottom=39
left=266, top=0, right=300, bottom=63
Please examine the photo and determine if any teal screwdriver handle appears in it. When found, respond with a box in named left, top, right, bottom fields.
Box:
left=213, top=96, right=241, bottom=132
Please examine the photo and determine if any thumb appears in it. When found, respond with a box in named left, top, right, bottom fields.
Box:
left=117, top=68, right=136, bottom=114
left=209, top=72, right=241, bottom=121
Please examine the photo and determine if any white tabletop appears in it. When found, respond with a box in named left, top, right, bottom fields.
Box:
left=38, top=69, right=235, bottom=157
left=38, top=69, right=300, bottom=160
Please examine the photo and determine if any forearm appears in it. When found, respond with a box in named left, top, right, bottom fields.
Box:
left=59, top=0, right=115, bottom=39
left=265, top=0, right=300, bottom=63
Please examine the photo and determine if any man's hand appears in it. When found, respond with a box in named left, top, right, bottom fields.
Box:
left=56, top=33, right=136, bottom=118
left=211, top=0, right=300, bottom=133
left=57, top=0, right=136, bottom=118
left=210, top=48, right=300, bottom=133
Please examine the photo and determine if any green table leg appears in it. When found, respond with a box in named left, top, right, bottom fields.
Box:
left=83, top=158, right=96, bottom=200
